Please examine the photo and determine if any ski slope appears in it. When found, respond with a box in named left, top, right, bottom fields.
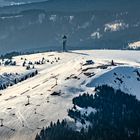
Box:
left=0, top=50, right=140, bottom=140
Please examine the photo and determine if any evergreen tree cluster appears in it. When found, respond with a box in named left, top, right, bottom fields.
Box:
left=0, top=51, right=40, bottom=60
left=3, top=59, right=16, bottom=66
left=0, top=70, right=38, bottom=90
left=0, top=52, right=21, bottom=59
left=35, top=120, right=83, bottom=140
left=35, top=85, right=140, bottom=140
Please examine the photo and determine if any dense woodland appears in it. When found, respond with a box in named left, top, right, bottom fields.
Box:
left=0, top=51, right=43, bottom=60
left=35, top=85, right=140, bottom=140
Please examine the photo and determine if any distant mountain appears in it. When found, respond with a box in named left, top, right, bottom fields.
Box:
left=0, top=0, right=140, bottom=53
left=1, top=0, right=140, bottom=13
left=0, top=0, right=46, bottom=7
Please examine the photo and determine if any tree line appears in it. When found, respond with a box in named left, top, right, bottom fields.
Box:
left=35, top=85, right=140, bottom=140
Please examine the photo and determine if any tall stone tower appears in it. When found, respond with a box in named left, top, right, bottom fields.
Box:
left=62, top=35, right=67, bottom=52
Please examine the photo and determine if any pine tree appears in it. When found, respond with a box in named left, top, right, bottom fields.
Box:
left=35, top=134, right=41, bottom=140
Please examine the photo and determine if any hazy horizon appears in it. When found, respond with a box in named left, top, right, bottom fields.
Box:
left=0, top=0, right=140, bottom=54
left=0, top=0, right=46, bottom=7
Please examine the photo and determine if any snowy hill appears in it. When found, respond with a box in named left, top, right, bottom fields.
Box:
left=0, top=50, right=140, bottom=140
left=87, top=66, right=140, bottom=99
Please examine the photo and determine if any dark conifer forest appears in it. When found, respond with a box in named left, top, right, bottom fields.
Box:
left=35, top=85, right=140, bottom=140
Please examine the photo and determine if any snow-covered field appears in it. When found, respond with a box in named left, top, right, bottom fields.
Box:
left=0, top=50, right=140, bottom=140
left=128, top=41, right=140, bottom=49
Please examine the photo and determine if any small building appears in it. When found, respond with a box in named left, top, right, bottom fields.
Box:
left=84, top=60, right=94, bottom=65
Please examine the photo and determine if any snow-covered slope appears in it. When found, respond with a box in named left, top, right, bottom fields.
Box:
left=0, top=50, right=140, bottom=140
left=87, top=66, right=140, bottom=99
left=128, top=41, right=140, bottom=49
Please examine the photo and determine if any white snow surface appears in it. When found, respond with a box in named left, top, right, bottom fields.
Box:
left=128, top=41, right=140, bottom=49
left=91, top=32, right=102, bottom=39
left=104, top=22, right=128, bottom=32
left=0, top=50, right=140, bottom=140
left=76, top=106, right=96, bottom=116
